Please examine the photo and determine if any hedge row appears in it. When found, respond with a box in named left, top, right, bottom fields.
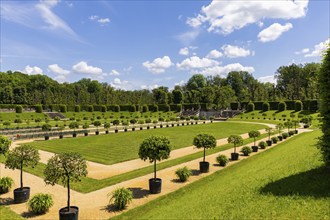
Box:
left=230, top=100, right=319, bottom=111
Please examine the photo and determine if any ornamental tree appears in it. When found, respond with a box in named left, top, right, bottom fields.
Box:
left=276, top=123, right=284, bottom=135
left=138, top=136, right=171, bottom=179
left=227, top=135, right=243, bottom=154
left=248, top=130, right=260, bottom=146
left=44, top=153, right=87, bottom=211
left=265, top=127, right=273, bottom=140
left=193, top=133, right=216, bottom=162
left=0, top=136, right=11, bottom=178
left=5, top=145, right=40, bottom=189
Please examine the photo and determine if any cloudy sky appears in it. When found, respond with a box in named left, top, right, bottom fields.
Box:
left=1, top=0, right=329, bottom=90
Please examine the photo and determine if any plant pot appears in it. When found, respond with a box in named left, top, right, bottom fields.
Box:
left=252, top=146, right=258, bottom=152
left=124, top=128, right=127, bottom=132
left=172, top=124, right=174, bottom=127
left=304, top=125, right=309, bottom=128
left=278, top=136, right=283, bottom=141
left=177, top=124, right=180, bottom=126
left=266, top=140, right=272, bottom=146
left=199, top=161, right=209, bottom=173
left=14, top=187, right=30, bottom=204
left=115, top=129, right=118, bottom=133
left=72, top=133, right=77, bottom=138
left=160, top=125, right=163, bottom=128
left=149, top=178, right=162, bottom=194
left=140, top=127, right=143, bottom=130
left=231, top=153, right=239, bottom=161
left=195, top=122, right=198, bottom=124
left=203, top=121, right=206, bottom=124
left=132, top=128, right=135, bottom=131
left=295, top=130, right=298, bottom=134
left=59, top=135, right=63, bottom=139
left=59, top=206, right=79, bottom=220
left=84, top=133, right=88, bottom=136
left=166, top=124, right=169, bottom=127
left=95, top=131, right=99, bottom=135
left=182, top=123, right=184, bottom=126
left=147, top=126, right=150, bottom=129
left=154, top=126, right=157, bottom=129
left=44, top=136, right=49, bottom=140
left=105, top=130, right=109, bottom=134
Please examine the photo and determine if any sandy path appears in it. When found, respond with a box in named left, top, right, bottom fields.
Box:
left=10, top=122, right=275, bottom=180
left=1, top=127, right=307, bottom=220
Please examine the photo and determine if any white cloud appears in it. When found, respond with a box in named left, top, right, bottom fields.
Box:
left=179, top=47, right=189, bottom=56
left=221, top=45, right=252, bottom=58
left=97, top=18, right=110, bottom=24
left=22, top=65, right=43, bottom=75
left=258, top=23, right=293, bottom=42
left=48, top=64, right=70, bottom=75
left=72, top=61, right=103, bottom=75
left=89, top=15, right=98, bottom=21
left=206, top=49, right=223, bottom=59
left=187, top=0, right=308, bottom=35
left=110, top=78, right=131, bottom=90
left=54, top=75, right=67, bottom=83
left=258, top=75, right=276, bottom=84
left=257, top=21, right=264, bottom=28
left=141, top=84, right=159, bottom=90
left=176, top=29, right=200, bottom=45
left=142, top=56, right=173, bottom=74
left=305, top=39, right=330, bottom=57
left=295, top=48, right=310, bottom=55
left=197, top=63, right=255, bottom=76
left=177, top=56, right=219, bottom=70
left=109, top=69, right=120, bottom=76
left=123, top=66, right=132, bottom=72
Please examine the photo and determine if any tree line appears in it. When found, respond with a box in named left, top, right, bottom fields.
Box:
left=0, top=62, right=320, bottom=109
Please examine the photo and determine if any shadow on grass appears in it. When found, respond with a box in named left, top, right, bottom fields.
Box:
left=128, top=187, right=149, bottom=199
left=21, top=211, right=42, bottom=218
left=260, top=166, right=330, bottom=198
left=0, top=197, right=13, bottom=205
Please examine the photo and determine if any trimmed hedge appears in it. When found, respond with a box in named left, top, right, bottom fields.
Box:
left=88, top=105, right=94, bottom=112
left=59, top=104, right=67, bottom=113
left=230, top=102, right=239, bottom=110
left=278, top=101, right=287, bottom=111
left=35, top=104, right=43, bottom=113
left=148, top=104, right=158, bottom=112
left=247, top=102, right=255, bottom=112
left=75, top=105, right=81, bottom=112
left=107, top=105, right=120, bottom=112
left=294, top=100, right=303, bottom=112
left=158, top=104, right=170, bottom=112
left=15, top=105, right=23, bottom=113
left=262, top=102, right=270, bottom=112
left=141, top=105, right=148, bottom=112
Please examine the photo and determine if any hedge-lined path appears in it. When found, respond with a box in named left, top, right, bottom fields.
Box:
left=9, top=122, right=276, bottom=180
left=1, top=127, right=308, bottom=220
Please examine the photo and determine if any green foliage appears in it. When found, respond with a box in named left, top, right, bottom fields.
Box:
left=276, top=123, right=284, bottom=134
left=41, top=123, right=51, bottom=131
left=59, top=104, right=67, bottom=113
left=278, top=102, right=287, bottom=111
left=109, top=187, right=133, bottom=210
left=289, top=130, right=295, bottom=136
left=74, top=105, right=81, bottom=112
left=318, top=44, right=330, bottom=166
left=271, top=136, right=279, bottom=143
left=28, top=193, right=54, bottom=214
left=88, top=105, right=94, bottom=112
left=15, top=105, right=23, bottom=113
left=93, top=120, right=101, bottom=127
left=247, top=102, right=255, bottom=112
left=0, top=135, right=11, bottom=157
left=0, top=177, right=14, bottom=193
left=5, top=145, right=40, bottom=188
left=282, top=132, right=289, bottom=139
left=258, top=141, right=266, bottom=149
left=193, top=133, right=216, bottom=162
left=227, top=135, right=243, bottom=153
left=302, top=116, right=313, bottom=126
left=104, top=122, right=110, bottom=129
left=265, top=127, right=273, bottom=140
left=216, top=154, right=228, bottom=166
left=262, top=102, right=270, bottom=112
left=241, top=146, right=252, bottom=156
left=175, top=166, right=192, bottom=182
left=35, top=105, right=42, bottom=113
left=295, top=100, right=303, bottom=111
left=69, top=121, right=79, bottom=131
left=248, top=130, right=260, bottom=146
left=101, top=105, right=107, bottom=112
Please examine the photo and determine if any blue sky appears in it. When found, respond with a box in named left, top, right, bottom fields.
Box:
left=1, top=0, right=329, bottom=90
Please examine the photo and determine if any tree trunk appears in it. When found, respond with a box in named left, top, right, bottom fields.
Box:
left=203, top=147, right=206, bottom=162
left=234, top=145, right=236, bottom=153
left=154, top=160, right=156, bottom=179
left=67, top=177, right=70, bottom=210
left=20, top=162, right=23, bottom=189
left=254, top=137, right=256, bottom=146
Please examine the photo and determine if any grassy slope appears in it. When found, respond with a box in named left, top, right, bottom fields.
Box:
left=0, top=206, right=23, bottom=220
left=29, top=122, right=266, bottom=165
left=114, top=130, right=330, bottom=220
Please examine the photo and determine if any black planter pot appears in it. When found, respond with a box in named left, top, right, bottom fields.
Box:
left=149, top=178, right=162, bottom=194
left=147, top=126, right=150, bottom=129
left=160, top=125, right=163, bottom=128
left=95, top=131, right=99, bottom=135
left=182, top=123, right=184, bottom=126
left=199, top=161, right=209, bottom=173
left=203, top=121, right=206, bottom=124
left=154, top=126, right=157, bottom=129
left=295, top=130, right=298, bottom=134
left=166, top=124, right=169, bottom=127
left=59, top=135, right=63, bottom=139
left=72, top=133, right=77, bottom=138
left=14, top=187, right=30, bottom=204
left=124, top=128, right=128, bottom=132
left=140, top=127, right=143, bottom=130
left=266, top=140, right=272, bottom=146
left=177, top=124, right=180, bottom=126
left=115, top=129, right=118, bottom=133
left=211, top=120, right=213, bottom=123
left=84, top=133, right=88, bottom=136
left=252, top=146, right=259, bottom=152
left=231, top=153, right=239, bottom=161
left=59, top=206, right=79, bottom=220
left=105, top=130, right=109, bottom=134
left=172, top=124, right=174, bottom=127
left=304, top=125, right=309, bottom=128
left=132, top=128, right=135, bottom=131
left=44, top=136, right=49, bottom=140
left=195, top=122, right=198, bottom=124
left=278, top=136, right=283, bottom=141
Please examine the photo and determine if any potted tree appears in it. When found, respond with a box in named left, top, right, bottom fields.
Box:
left=42, top=123, right=52, bottom=140
left=284, top=121, right=293, bottom=136
left=5, top=145, right=40, bottom=203
left=82, top=124, right=89, bottom=136
left=265, top=127, right=273, bottom=146
left=138, top=135, right=171, bottom=194
left=104, top=122, right=110, bottom=134
left=227, top=135, right=243, bottom=161
left=130, top=119, right=137, bottom=131
left=93, top=120, right=101, bottom=135
left=0, top=136, right=14, bottom=194
left=248, top=130, right=260, bottom=152
left=292, top=120, right=299, bottom=134
left=193, top=133, right=216, bottom=173
left=44, top=152, right=87, bottom=220
left=69, top=122, right=79, bottom=137
left=276, top=123, right=284, bottom=141
left=113, top=119, right=120, bottom=133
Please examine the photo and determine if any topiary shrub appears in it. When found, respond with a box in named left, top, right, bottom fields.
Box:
left=247, top=102, right=255, bottom=112
left=175, top=166, right=192, bottom=182
left=295, top=100, right=303, bottom=112
left=59, top=104, right=67, bottom=113
left=216, top=155, right=228, bottom=167
left=278, top=101, right=286, bottom=111
left=258, top=141, right=266, bottom=149
left=101, top=105, right=107, bottom=112
left=241, top=146, right=252, bottom=156
left=262, top=102, right=270, bottom=112
left=35, top=105, right=43, bottom=113
left=109, top=187, right=133, bottom=210
left=282, top=132, right=289, bottom=139
left=0, top=177, right=14, bottom=193
left=271, top=136, right=279, bottom=144
left=88, top=105, right=94, bottom=112
left=28, top=193, right=54, bottom=214
left=74, top=105, right=81, bottom=112
left=15, top=105, right=23, bottom=113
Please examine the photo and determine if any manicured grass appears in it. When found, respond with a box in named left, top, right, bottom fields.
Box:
left=113, top=130, right=330, bottom=220
left=29, top=122, right=266, bottom=165
left=0, top=206, right=24, bottom=220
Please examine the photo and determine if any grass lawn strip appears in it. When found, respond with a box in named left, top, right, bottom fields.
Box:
left=113, top=130, right=329, bottom=220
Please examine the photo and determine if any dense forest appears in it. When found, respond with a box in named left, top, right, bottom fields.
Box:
left=0, top=62, right=320, bottom=109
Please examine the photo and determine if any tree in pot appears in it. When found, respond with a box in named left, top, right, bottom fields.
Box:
left=113, top=119, right=120, bottom=133
left=69, top=122, right=79, bottom=137
left=93, top=120, right=101, bottom=135
left=138, top=135, right=171, bottom=194
left=5, top=145, right=40, bottom=203
left=0, top=136, right=14, bottom=193
left=193, top=133, right=216, bottom=173
left=104, top=122, right=110, bottom=134
left=58, top=125, right=65, bottom=139
left=82, top=123, right=89, bottom=136
left=276, top=123, right=284, bottom=141
left=248, top=130, right=260, bottom=152
left=42, top=123, right=52, bottom=140
left=44, top=152, right=87, bottom=220
left=227, top=135, right=243, bottom=161
left=265, top=127, right=273, bottom=146
left=292, top=120, right=299, bottom=134
left=284, top=121, right=293, bottom=135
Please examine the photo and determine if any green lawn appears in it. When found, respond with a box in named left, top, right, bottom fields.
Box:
left=0, top=206, right=23, bottom=220
left=113, top=130, right=330, bottom=219
left=29, top=122, right=267, bottom=165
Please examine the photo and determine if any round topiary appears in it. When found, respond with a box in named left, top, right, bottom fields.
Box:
left=262, top=102, right=270, bottom=112
left=247, top=102, right=255, bottom=112
left=295, top=100, right=303, bottom=112
left=241, top=146, right=252, bottom=156
left=15, top=105, right=23, bottom=113
left=35, top=105, right=43, bottom=113
left=28, top=193, right=54, bottom=214
left=216, top=155, right=228, bottom=167
left=278, top=101, right=287, bottom=111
